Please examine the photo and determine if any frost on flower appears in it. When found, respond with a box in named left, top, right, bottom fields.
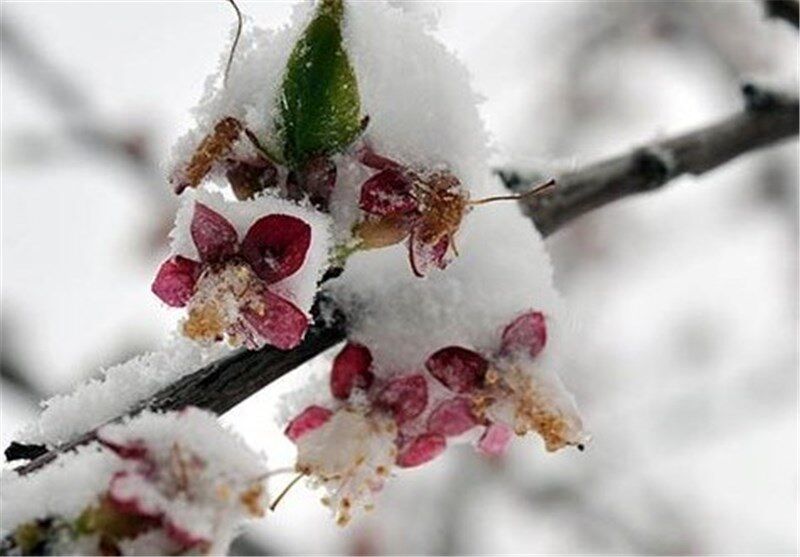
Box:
left=1, top=408, right=267, bottom=556
left=283, top=306, right=586, bottom=524
left=152, top=190, right=331, bottom=350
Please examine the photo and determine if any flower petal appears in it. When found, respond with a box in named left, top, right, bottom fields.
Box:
left=241, top=290, right=309, bottom=350
left=357, top=145, right=403, bottom=171
left=285, top=405, right=334, bottom=442
left=151, top=256, right=201, bottom=307
left=241, top=214, right=312, bottom=284
left=165, top=520, right=208, bottom=550
left=408, top=230, right=449, bottom=278
left=427, top=397, right=478, bottom=437
left=107, top=471, right=162, bottom=519
left=425, top=346, right=488, bottom=393
left=396, top=433, right=446, bottom=468
left=190, top=203, right=239, bottom=263
left=477, top=423, right=513, bottom=457
left=359, top=168, right=418, bottom=216
left=330, top=343, right=374, bottom=399
left=376, top=374, right=428, bottom=424
left=500, top=311, right=547, bottom=358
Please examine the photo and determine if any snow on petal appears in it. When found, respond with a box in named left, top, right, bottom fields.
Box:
left=330, top=343, right=374, bottom=399
left=396, top=433, right=446, bottom=468
left=408, top=229, right=449, bottom=278
left=241, top=290, right=309, bottom=350
left=375, top=374, right=428, bottom=424
left=151, top=256, right=201, bottom=307
left=190, top=202, right=239, bottom=263
left=425, top=346, right=488, bottom=394
left=359, top=168, right=417, bottom=216
left=501, top=310, right=547, bottom=359
left=477, top=422, right=513, bottom=457
left=426, top=397, right=478, bottom=437
left=241, top=214, right=312, bottom=285
left=285, top=405, right=333, bottom=441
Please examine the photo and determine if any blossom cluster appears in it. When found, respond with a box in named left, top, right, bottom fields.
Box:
left=284, top=310, right=586, bottom=524
left=1, top=409, right=267, bottom=556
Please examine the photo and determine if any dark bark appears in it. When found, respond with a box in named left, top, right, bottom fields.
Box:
left=500, top=84, right=799, bottom=236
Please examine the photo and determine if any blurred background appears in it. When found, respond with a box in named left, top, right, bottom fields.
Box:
left=1, top=1, right=797, bottom=554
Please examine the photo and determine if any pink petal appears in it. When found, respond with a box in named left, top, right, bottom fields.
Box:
left=427, top=397, right=478, bottom=437
left=359, top=168, right=418, bottom=216
left=357, top=145, right=402, bottom=171
left=284, top=405, right=334, bottom=441
left=107, top=471, right=161, bottom=519
left=241, top=290, right=309, bottom=350
left=165, top=519, right=208, bottom=549
left=151, top=256, right=201, bottom=307
left=191, top=203, right=239, bottom=263
left=330, top=343, right=374, bottom=399
left=396, top=433, right=446, bottom=468
left=500, top=311, right=547, bottom=358
left=408, top=230, right=449, bottom=278
left=425, top=346, right=488, bottom=394
left=477, top=423, right=514, bottom=457
left=97, top=437, right=148, bottom=461
left=241, top=214, right=312, bottom=284
left=376, top=374, right=428, bottom=424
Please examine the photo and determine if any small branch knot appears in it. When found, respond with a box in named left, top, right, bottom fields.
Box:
left=632, top=147, right=673, bottom=190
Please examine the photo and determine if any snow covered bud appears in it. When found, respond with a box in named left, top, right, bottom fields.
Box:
left=152, top=193, right=331, bottom=350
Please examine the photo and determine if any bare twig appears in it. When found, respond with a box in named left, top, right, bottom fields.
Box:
left=499, top=84, right=798, bottom=236
left=763, top=0, right=800, bottom=28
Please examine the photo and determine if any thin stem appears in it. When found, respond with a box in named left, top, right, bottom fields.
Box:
left=269, top=472, right=306, bottom=512
left=470, top=178, right=556, bottom=206
left=224, top=0, right=244, bottom=87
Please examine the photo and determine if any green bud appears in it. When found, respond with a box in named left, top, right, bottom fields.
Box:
left=279, top=0, right=362, bottom=168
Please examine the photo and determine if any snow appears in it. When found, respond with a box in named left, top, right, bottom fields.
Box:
left=0, top=445, right=118, bottom=534
left=328, top=194, right=565, bottom=375
left=17, top=336, right=229, bottom=446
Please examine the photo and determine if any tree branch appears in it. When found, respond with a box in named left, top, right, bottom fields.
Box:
left=7, top=84, right=798, bottom=476
left=499, top=84, right=799, bottom=236
left=763, top=0, right=800, bottom=28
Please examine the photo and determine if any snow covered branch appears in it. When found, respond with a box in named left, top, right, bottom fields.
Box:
left=499, top=83, right=799, bottom=236
left=8, top=83, right=798, bottom=479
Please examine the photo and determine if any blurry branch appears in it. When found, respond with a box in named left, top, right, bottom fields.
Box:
left=498, top=84, right=799, bottom=236
left=0, top=19, right=168, bottom=199
left=8, top=83, right=799, bottom=476
left=763, top=0, right=800, bottom=27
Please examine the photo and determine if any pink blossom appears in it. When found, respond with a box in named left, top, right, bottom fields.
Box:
left=151, top=202, right=312, bottom=349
